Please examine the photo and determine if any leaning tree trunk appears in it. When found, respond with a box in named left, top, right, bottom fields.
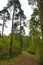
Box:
left=10, top=5, right=15, bottom=57
left=37, top=0, right=43, bottom=65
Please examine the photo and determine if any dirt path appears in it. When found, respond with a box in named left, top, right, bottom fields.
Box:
left=0, top=53, right=38, bottom=65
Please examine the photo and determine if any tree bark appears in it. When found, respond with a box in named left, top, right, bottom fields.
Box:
left=10, top=5, right=15, bottom=57
left=19, top=17, right=23, bottom=53
left=2, top=14, right=5, bottom=38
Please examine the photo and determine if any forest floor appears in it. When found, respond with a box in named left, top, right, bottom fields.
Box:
left=0, top=52, right=38, bottom=65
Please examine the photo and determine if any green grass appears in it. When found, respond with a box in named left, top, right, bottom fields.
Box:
left=0, top=53, right=23, bottom=64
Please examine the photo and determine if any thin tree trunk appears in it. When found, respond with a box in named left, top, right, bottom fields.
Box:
left=10, top=5, right=15, bottom=57
left=2, top=14, right=5, bottom=38
left=19, top=17, right=23, bottom=53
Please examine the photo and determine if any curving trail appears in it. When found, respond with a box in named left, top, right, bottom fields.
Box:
left=0, top=53, right=38, bottom=65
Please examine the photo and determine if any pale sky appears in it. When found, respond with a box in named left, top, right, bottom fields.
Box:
left=0, top=0, right=33, bottom=35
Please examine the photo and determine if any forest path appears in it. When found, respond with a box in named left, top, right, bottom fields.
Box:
left=0, top=52, right=38, bottom=65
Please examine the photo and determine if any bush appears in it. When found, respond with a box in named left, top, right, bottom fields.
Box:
left=0, top=36, right=20, bottom=58
left=12, top=40, right=20, bottom=54
left=28, top=50, right=35, bottom=55
left=27, top=49, right=35, bottom=55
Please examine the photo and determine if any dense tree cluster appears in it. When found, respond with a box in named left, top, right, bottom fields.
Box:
left=28, top=0, right=43, bottom=65
left=0, top=0, right=27, bottom=57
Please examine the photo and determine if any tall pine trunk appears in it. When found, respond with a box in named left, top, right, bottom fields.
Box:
left=10, top=5, right=15, bottom=57
left=19, top=17, right=23, bottom=53
left=2, top=14, right=5, bottom=38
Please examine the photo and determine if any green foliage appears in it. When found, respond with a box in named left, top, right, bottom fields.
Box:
left=0, top=35, right=20, bottom=58
left=0, top=36, right=10, bottom=58
left=23, top=36, right=29, bottom=50
left=27, top=49, right=35, bottom=55
left=28, top=2, right=43, bottom=64
left=12, top=38, right=20, bottom=54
